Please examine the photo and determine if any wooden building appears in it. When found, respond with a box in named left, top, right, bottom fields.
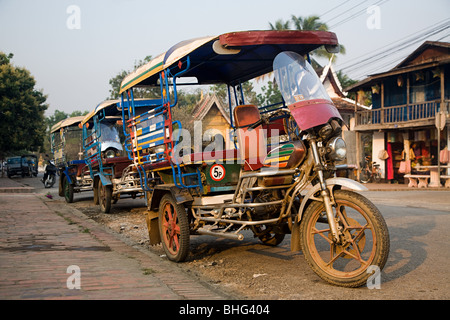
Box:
left=346, top=41, right=450, bottom=183
left=189, top=93, right=233, bottom=151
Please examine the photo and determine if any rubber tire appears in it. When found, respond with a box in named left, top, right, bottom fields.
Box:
left=58, top=174, right=64, bottom=197
left=299, top=189, right=390, bottom=287
left=99, top=181, right=112, bottom=213
left=64, top=177, right=74, bottom=203
left=260, top=233, right=285, bottom=246
left=158, top=194, right=190, bottom=262
left=44, top=175, right=55, bottom=188
left=93, top=178, right=99, bottom=205
left=252, top=225, right=285, bottom=246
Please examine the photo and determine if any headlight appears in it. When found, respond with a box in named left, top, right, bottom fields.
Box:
left=105, top=149, right=116, bottom=158
left=327, top=137, right=347, bottom=161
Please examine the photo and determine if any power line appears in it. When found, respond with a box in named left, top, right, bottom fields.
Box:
left=337, top=18, right=450, bottom=70
left=329, top=0, right=389, bottom=29
left=351, top=29, right=449, bottom=78
left=337, top=18, right=450, bottom=74
left=318, top=0, right=354, bottom=19
left=344, top=22, right=449, bottom=75
left=324, top=0, right=369, bottom=24
left=348, top=25, right=449, bottom=79
left=435, top=32, right=450, bottom=42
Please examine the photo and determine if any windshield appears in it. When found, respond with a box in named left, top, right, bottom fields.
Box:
left=7, top=158, right=20, bottom=164
left=273, top=51, right=331, bottom=105
left=99, top=123, right=121, bottom=144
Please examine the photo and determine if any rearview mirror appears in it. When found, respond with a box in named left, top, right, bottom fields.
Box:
left=325, top=44, right=340, bottom=53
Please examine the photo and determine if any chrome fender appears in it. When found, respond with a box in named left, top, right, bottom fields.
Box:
left=297, top=177, right=368, bottom=221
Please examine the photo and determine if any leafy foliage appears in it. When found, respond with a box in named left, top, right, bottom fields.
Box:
left=269, top=15, right=346, bottom=61
left=45, top=109, right=89, bottom=132
left=108, top=56, right=160, bottom=99
left=0, top=52, right=48, bottom=156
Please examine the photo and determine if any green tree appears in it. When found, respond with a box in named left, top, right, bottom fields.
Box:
left=269, top=15, right=346, bottom=61
left=256, top=81, right=282, bottom=107
left=108, top=56, right=160, bottom=99
left=210, top=82, right=258, bottom=107
left=0, top=52, right=48, bottom=156
left=261, top=15, right=352, bottom=106
left=69, top=110, right=89, bottom=117
left=46, top=109, right=68, bottom=131
left=269, top=19, right=291, bottom=30
left=290, top=15, right=328, bottom=31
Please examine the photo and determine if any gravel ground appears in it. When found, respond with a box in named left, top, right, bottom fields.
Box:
left=70, top=197, right=309, bottom=300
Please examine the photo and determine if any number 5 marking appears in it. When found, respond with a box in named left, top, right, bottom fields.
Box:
left=210, top=164, right=225, bottom=181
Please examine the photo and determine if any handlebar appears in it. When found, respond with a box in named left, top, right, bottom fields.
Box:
left=247, top=118, right=265, bottom=130
left=247, top=110, right=287, bottom=130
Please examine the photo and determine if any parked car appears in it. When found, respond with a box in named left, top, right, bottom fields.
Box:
left=6, top=156, right=22, bottom=178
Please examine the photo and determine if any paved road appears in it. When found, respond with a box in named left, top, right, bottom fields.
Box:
left=0, top=174, right=231, bottom=301
left=1, top=172, right=450, bottom=300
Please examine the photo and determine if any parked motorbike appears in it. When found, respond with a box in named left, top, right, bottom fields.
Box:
left=269, top=52, right=390, bottom=287
left=42, top=160, right=57, bottom=188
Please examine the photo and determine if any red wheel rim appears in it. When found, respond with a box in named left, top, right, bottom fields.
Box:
left=161, top=202, right=180, bottom=255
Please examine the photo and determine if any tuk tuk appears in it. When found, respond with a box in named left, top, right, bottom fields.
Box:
left=81, top=99, right=148, bottom=213
left=21, top=154, right=38, bottom=177
left=50, top=116, right=92, bottom=202
left=119, top=30, right=390, bottom=287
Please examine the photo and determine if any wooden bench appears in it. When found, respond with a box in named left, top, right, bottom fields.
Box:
left=404, top=174, right=430, bottom=188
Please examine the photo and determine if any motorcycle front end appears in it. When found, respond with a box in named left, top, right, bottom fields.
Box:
left=274, top=51, right=390, bottom=287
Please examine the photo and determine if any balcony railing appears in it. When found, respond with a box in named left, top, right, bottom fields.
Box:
left=356, top=100, right=449, bottom=126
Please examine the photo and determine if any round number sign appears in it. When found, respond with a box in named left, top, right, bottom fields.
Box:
left=210, top=164, right=225, bottom=181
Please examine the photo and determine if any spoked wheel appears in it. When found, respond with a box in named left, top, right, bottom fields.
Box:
left=300, top=190, right=390, bottom=287
left=373, top=172, right=382, bottom=183
left=99, top=181, right=112, bottom=213
left=158, top=194, right=189, bottom=262
left=64, top=177, right=74, bottom=203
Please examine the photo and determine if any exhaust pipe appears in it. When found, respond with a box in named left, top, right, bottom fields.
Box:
left=196, top=228, right=244, bottom=241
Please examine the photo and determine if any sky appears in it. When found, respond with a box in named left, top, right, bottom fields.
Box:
left=0, top=0, right=449, bottom=116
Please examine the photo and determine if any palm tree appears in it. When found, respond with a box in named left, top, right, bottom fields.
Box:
left=269, top=15, right=345, bottom=61
left=269, top=19, right=291, bottom=30
left=291, top=15, right=328, bottom=31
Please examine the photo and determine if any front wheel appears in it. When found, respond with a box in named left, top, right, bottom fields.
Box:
left=299, top=189, right=390, bottom=287
left=99, top=181, right=112, bottom=213
left=63, top=177, right=74, bottom=203
left=44, top=174, right=56, bottom=188
left=158, top=194, right=190, bottom=262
